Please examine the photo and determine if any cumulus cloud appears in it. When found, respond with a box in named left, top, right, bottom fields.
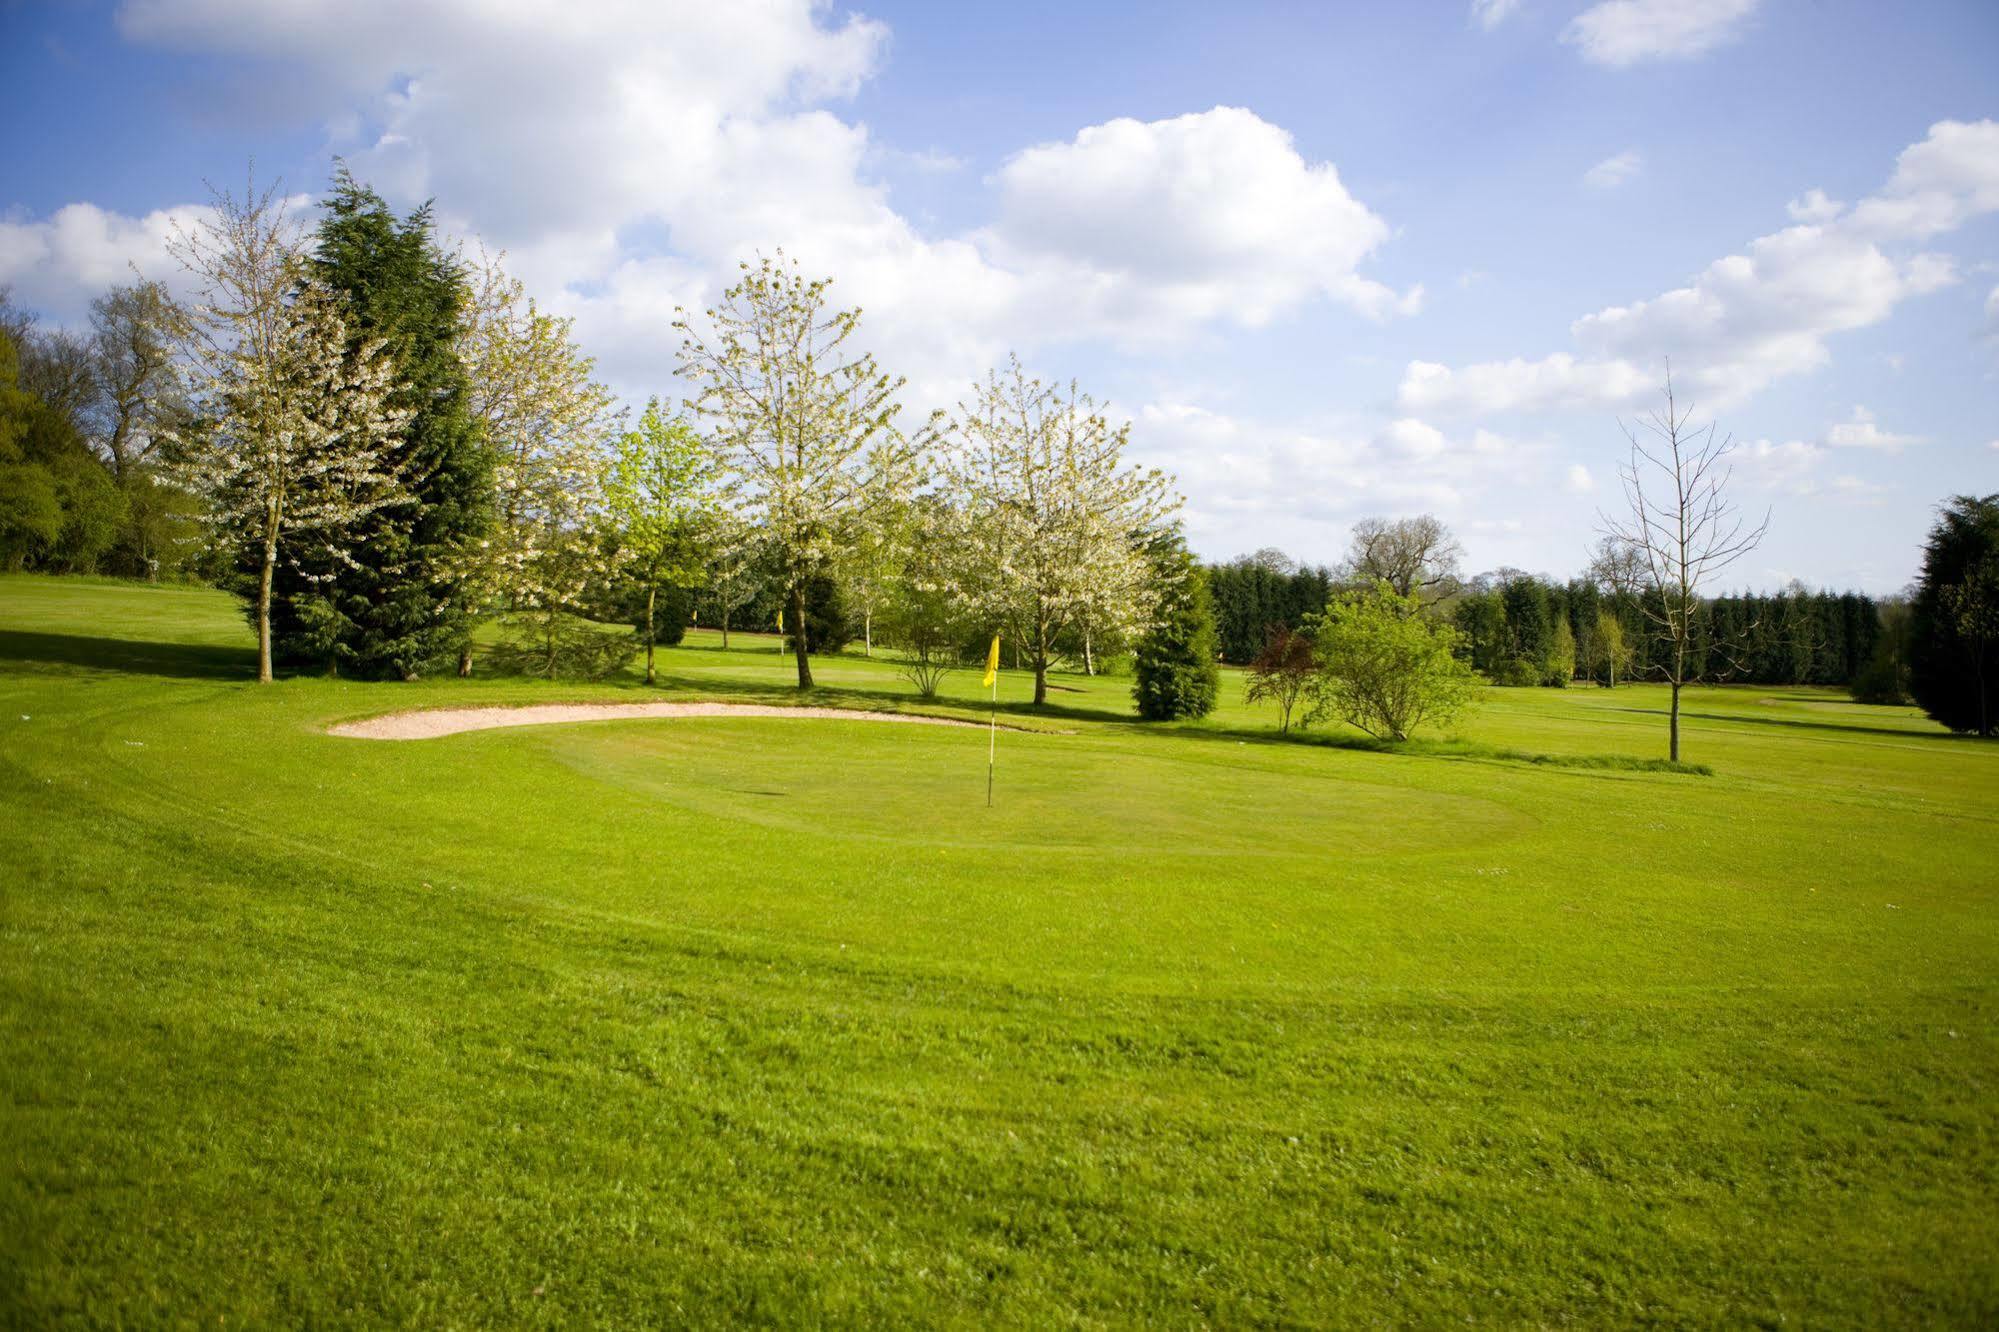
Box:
left=1583, top=150, right=1643, bottom=191
left=0, top=200, right=214, bottom=323
left=15, top=7, right=1412, bottom=410
left=1398, top=119, right=1998, bottom=417
left=1825, top=405, right=1922, bottom=452
left=1132, top=401, right=1533, bottom=551
left=1787, top=189, right=1844, bottom=224
left=987, top=107, right=1419, bottom=332
left=1563, top=0, right=1761, bottom=67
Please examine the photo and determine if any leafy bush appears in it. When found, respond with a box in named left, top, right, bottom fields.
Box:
left=1305, top=584, right=1479, bottom=741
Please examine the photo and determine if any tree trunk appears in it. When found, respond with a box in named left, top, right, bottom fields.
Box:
left=256, top=537, right=276, bottom=684
left=457, top=647, right=472, bottom=678
left=1084, top=628, right=1095, bottom=676
left=1669, top=679, right=1682, bottom=763
left=791, top=582, right=813, bottom=689
left=644, top=584, right=658, bottom=686
left=720, top=608, right=730, bottom=650
left=864, top=609, right=873, bottom=657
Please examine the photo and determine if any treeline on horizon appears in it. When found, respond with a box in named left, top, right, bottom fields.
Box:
left=1208, top=553, right=1887, bottom=689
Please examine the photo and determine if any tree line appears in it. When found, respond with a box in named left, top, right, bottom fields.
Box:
left=3, top=163, right=1992, bottom=752
left=0, top=167, right=1219, bottom=720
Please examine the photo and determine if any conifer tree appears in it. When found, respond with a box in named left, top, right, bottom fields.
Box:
left=284, top=166, right=491, bottom=678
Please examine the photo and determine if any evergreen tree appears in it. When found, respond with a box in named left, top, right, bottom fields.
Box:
left=1134, top=527, right=1220, bottom=721
left=281, top=166, right=491, bottom=678
left=1910, top=494, right=1999, bottom=736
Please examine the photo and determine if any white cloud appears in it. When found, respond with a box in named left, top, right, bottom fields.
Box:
left=1398, top=120, right=1997, bottom=418
left=1470, top=0, right=1521, bottom=32
left=1825, top=405, right=1922, bottom=452
left=1787, top=189, right=1844, bottom=224
left=1133, top=403, right=1530, bottom=548
left=17, top=7, right=1414, bottom=404
left=987, top=107, right=1419, bottom=333
left=1566, top=463, right=1596, bottom=493
left=1583, top=150, right=1643, bottom=190
left=1563, top=0, right=1761, bottom=67
left=0, top=200, right=215, bottom=323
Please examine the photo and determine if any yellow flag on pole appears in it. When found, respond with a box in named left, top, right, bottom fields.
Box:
left=982, top=634, right=1000, bottom=688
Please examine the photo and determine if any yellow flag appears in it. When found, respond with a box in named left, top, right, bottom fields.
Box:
left=776, top=607, right=783, bottom=633
left=982, top=634, right=1000, bottom=688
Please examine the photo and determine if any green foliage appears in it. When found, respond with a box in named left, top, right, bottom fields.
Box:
left=1546, top=617, right=1577, bottom=687
left=1849, top=600, right=1912, bottom=705
left=0, top=325, right=127, bottom=573
left=1306, top=583, right=1479, bottom=741
left=605, top=398, right=718, bottom=682
left=1133, top=528, right=1219, bottom=721
left=785, top=573, right=854, bottom=656
left=281, top=166, right=492, bottom=679
left=1206, top=554, right=1338, bottom=663
left=1909, top=494, right=1999, bottom=735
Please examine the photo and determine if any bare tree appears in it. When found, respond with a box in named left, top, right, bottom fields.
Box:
left=1342, top=515, right=1464, bottom=600
left=1600, top=374, right=1768, bottom=762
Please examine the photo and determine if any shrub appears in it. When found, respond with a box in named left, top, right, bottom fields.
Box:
left=1244, top=624, right=1315, bottom=734
left=1305, top=583, right=1479, bottom=741
left=1133, top=532, right=1220, bottom=721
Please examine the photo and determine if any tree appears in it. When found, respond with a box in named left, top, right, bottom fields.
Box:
left=1592, top=609, right=1633, bottom=688
left=1304, top=583, right=1479, bottom=742
left=167, top=178, right=408, bottom=682
left=1547, top=616, right=1577, bottom=686
left=1133, top=526, right=1220, bottom=721
left=699, top=515, right=767, bottom=648
left=878, top=501, right=970, bottom=698
left=1850, top=597, right=1913, bottom=706
left=838, top=441, right=920, bottom=657
left=463, top=249, right=620, bottom=678
left=1342, top=515, right=1464, bottom=599
left=1600, top=375, right=1768, bottom=762
left=1909, top=494, right=1999, bottom=736
left=605, top=398, right=720, bottom=685
left=295, top=168, right=492, bottom=679
left=88, top=279, right=190, bottom=487
left=675, top=254, right=914, bottom=689
left=1244, top=624, right=1315, bottom=734
left=937, top=357, right=1178, bottom=707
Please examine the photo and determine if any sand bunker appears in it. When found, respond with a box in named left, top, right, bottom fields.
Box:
left=328, top=701, right=996, bottom=741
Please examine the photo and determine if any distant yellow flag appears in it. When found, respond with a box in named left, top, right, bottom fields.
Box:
left=776, top=608, right=784, bottom=633
left=982, top=634, right=1001, bottom=688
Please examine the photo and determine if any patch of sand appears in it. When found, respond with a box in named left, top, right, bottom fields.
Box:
left=328, top=701, right=999, bottom=741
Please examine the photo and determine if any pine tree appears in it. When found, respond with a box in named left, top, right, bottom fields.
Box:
left=1133, top=527, right=1220, bottom=721
left=282, top=166, right=491, bottom=678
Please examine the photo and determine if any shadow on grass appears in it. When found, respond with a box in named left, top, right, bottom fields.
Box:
left=1158, top=720, right=1714, bottom=776
left=638, top=665, right=1139, bottom=727
left=0, top=629, right=257, bottom=681
left=1605, top=701, right=1953, bottom=742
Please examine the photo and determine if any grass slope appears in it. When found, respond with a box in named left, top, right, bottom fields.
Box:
left=3, top=574, right=1995, bottom=1325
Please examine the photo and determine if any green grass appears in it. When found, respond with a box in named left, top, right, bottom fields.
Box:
left=3, top=573, right=1996, bottom=1325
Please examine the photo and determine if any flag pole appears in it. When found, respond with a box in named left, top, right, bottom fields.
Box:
left=983, top=632, right=1000, bottom=808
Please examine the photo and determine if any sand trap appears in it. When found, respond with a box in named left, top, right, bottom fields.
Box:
left=328, top=701, right=1000, bottom=741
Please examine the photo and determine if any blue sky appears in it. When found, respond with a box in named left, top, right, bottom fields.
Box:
left=4, top=0, right=1996, bottom=591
